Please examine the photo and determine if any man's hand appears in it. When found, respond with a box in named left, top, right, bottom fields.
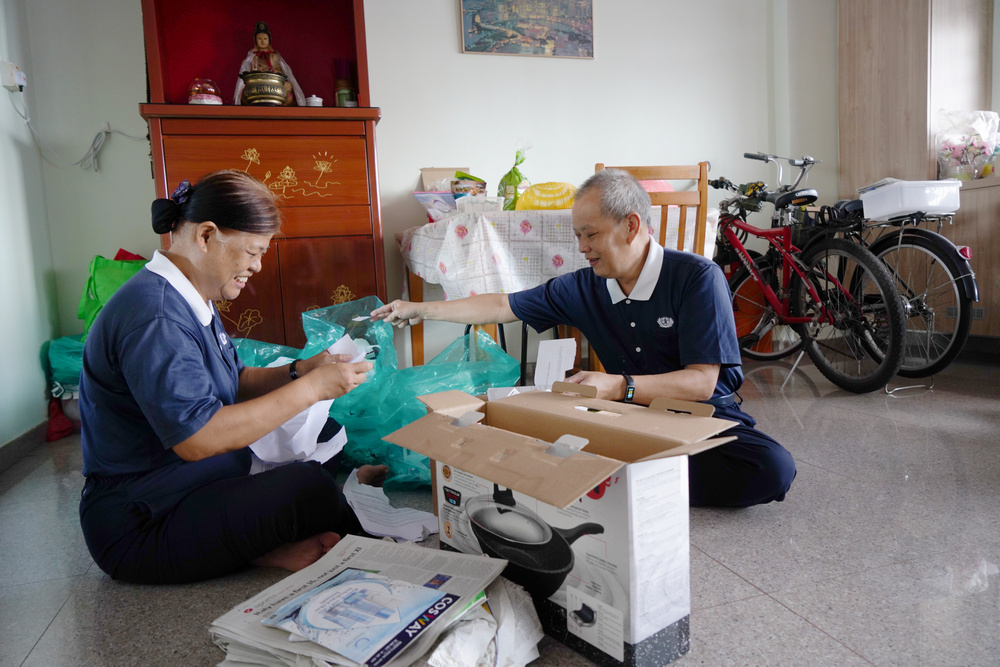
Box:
left=370, top=300, right=424, bottom=328
left=564, top=370, right=627, bottom=401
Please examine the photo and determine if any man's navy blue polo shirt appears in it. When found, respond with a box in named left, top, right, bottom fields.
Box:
left=508, top=242, right=743, bottom=399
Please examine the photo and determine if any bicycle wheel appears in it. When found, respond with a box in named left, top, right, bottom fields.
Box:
left=729, top=262, right=804, bottom=360
left=792, top=239, right=905, bottom=393
left=872, top=235, right=973, bottom=377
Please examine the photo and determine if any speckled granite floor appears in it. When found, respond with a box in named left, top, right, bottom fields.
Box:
left=2, top=352, right=999, bottom=666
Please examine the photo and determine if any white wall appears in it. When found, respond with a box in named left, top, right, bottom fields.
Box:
left=0, top=0, right=838, bottom=445
left=0, top=0, right=57, bottom=444
left=366, top=0, right=839, bottom=362
left=0, top=0, right=152, bottom=447
left=23, top=0, right=155, bottom=334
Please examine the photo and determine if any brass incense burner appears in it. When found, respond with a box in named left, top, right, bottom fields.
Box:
left=239, top=71, right=287, bottom=106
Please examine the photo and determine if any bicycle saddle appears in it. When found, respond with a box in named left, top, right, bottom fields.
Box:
left=766, top=188, right=818, bottom=209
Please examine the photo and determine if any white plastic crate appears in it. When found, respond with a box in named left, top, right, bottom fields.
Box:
left=859, top=179, right=961, bottom=220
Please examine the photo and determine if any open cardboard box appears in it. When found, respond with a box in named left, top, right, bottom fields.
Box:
left=419, top=166, right=469, bottom=192
left=384, top=383, right=739, bottom=666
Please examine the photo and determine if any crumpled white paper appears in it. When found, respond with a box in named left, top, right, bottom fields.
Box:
left=247, top=335, right=366, bottom=474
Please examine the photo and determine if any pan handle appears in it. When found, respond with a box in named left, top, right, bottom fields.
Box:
left=555, top=522, right=605, bottom=545
left=492, top=484, right=516, bottom=507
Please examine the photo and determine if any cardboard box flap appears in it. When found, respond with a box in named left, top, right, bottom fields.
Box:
left=648, top=396, right=716, bottom=418
left=486, top=391, right=739, bottom=463
left=551, top=381, right=597, bottom=398
left=636, top=435, right=737, bottom=461
left=383, top=412, right=623, bottom=508
left=417, top=391, right=486, bottom=419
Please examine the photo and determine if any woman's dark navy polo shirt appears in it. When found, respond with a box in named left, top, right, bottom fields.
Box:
left=79, top=252, right=249, bottom=519
left=508, top=242, right=743, bottom=399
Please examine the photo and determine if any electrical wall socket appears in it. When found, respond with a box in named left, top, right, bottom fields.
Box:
left=1, top=62, right=27, bottom=91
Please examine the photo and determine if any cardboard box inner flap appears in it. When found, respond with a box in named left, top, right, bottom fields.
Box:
left=487, top=391, right=738, bottom=462
left=384, top=389, right=739, bottom=508
left=383, top=411, right=622, bottom=508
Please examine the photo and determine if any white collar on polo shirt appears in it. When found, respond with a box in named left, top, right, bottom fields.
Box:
left=145, top=250, right=214, bottom=326
left=607, top=239, right=664, bottom=304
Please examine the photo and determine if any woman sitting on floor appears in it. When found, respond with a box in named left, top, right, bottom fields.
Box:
left=78, top=170, right=385, bottom=585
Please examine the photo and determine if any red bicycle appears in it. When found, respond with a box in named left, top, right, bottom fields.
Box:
left=712, top=153, right=906, bottom=393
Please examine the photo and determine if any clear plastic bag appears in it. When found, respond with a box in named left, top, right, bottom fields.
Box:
left=935, top=109, right=999, bottom=179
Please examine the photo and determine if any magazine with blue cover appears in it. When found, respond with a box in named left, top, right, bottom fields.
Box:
left=261, top=567, right=460, bottom=667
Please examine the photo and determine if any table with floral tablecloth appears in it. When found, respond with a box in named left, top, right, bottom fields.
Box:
left=398, top=206, right=715, bottom=300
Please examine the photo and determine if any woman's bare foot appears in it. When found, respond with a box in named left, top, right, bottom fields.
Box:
left=251, top=532, right=341, bottom=572
left=357, top=464, right=390, bottom=487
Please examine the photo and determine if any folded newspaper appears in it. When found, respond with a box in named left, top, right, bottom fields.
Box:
left=210, top=536, right=540, bottom=667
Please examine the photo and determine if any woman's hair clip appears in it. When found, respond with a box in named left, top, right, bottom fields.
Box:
left=170, top=179, right=192, bottom=206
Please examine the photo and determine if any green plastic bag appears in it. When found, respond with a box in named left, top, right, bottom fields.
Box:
left=301, top=297, right=397, bottom=434
left=342, top=331, right=520, bottom=488
left=234, top=298, right=396, bottom=432
left=77, top=256, right=148, bottom=340
left=233, top=303, right=519, bottom=489
left=497, top=149, right=528, bottom=211
left=44, top=335, right=85, bottom=396
left=233, top=339, right=300, bottom=368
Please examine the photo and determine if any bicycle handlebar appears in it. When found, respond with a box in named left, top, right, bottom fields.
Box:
left=743, top=151, right=819, bottom=192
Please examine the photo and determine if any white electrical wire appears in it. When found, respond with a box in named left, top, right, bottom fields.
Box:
left=7, top=88, right=145, bottom=172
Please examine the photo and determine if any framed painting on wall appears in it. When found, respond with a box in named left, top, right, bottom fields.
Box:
left=460, top=0, right=594, bottom=58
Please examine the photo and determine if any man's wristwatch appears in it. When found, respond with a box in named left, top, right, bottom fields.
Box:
left=289, top=359, right=301, bottom=380
left=621, top=373, right=635, bottom=402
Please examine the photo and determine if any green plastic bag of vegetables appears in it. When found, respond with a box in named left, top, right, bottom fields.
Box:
left=497, top=149, right=528, bottom=211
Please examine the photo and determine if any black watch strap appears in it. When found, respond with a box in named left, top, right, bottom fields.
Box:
left=289, top=359, right=301, bottom=380
left=622, top=373, right=635, bottom=402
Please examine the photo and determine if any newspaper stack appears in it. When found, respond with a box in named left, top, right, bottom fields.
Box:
left=210, top=536, right=543, bottom=667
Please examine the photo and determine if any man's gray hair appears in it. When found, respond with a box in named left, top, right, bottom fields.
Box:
left=576, top=169, right=652, bottom=229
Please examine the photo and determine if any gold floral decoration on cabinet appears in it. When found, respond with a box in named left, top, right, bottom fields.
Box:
left=330, top=285, right=354, bottom=304
left=238, top=148, right=340, bottom=199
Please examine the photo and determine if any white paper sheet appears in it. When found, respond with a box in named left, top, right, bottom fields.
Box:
left=533, top=338, right=577, bottom=389
left=248, top=398, right=336, bottom=468
left=343, top=469, right=439, bottom=542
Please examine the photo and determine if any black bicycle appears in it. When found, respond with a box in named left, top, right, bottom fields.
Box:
left=804, top=198, right=979, bottom=378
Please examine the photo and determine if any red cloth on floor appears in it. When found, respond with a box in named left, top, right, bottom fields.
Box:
left=45, top=397, right=79, bottom=442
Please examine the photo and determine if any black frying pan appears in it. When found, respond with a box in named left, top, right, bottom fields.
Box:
left=466, top=485, right=604, bottom=599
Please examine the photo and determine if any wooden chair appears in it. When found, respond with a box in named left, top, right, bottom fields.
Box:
left=584, top=162, right=713, bottom=372
left=594, top=162, right=711, bottom=257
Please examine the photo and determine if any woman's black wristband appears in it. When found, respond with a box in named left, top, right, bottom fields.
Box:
left=289, top=359, right=301, bottom=380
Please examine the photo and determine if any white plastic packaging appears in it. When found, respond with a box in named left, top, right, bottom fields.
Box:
left=859, top=179, right=962, bottom=220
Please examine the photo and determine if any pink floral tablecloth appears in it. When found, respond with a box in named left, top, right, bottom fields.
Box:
left=398, top=207, right=717, bottom=300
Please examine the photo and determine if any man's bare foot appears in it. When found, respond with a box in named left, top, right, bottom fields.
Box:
left=357, top=464, right=390, bottom=487
left=251, top=532, right=341, bottom=572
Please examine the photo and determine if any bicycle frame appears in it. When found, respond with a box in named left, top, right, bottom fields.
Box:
left=719, top=212, right=848, bottom=327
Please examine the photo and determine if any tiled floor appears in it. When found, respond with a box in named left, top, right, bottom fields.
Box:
left=2, top=353, right=999, bottom=666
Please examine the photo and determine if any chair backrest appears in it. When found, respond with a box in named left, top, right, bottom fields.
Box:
left=594, top=162, right=711, bottom=257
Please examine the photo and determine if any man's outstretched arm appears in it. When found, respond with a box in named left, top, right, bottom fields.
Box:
left=370, top=294, right=517, bottom=328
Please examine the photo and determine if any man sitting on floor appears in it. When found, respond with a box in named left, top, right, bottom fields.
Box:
left=371, top=168, right=795, bottom=507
